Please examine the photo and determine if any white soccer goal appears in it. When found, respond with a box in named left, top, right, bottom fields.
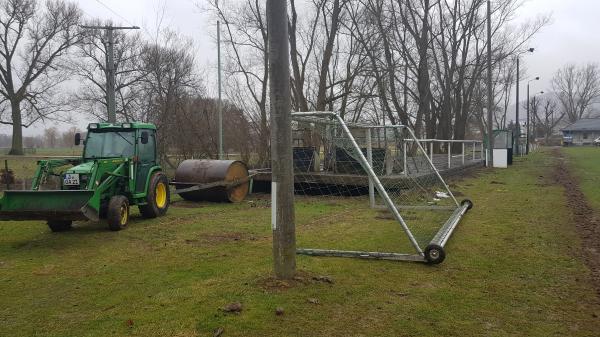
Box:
left=290, top=111, right=473, bottom=264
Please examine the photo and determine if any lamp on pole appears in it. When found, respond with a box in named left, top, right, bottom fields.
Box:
left=526, top=77, right=540, bottom=154
left=515, top=48, right=535, bottom=156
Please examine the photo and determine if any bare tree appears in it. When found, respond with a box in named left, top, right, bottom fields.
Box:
left=0, top=0, right=81, bottom=155
left=552, top=63, right=600, bottom=123
left=532, top=96, right=564, bottom=142
left=60, top=126, right=79, bottom=147
left=140, top=30, right=203, bottom=167
left=43, top=126, right=58, bottom=148
left=208, top=0, right=270, bottom=167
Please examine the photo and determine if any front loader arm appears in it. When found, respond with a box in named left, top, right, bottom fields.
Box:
left=82, top=161, right=129, bottom=220
left=32, top=159, right=82, bottom=190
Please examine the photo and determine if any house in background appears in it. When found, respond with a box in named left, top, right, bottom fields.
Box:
left=561, top=118, right=600, bottom=146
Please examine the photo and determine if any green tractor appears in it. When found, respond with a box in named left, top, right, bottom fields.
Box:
left=0, top=122, right=170, bottom=231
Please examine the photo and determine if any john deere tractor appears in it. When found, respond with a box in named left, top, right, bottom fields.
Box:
left=0, top=122, right=170, bottom=231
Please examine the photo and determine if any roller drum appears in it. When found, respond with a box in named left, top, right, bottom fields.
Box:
left=174, top=160, right=249, bottom=203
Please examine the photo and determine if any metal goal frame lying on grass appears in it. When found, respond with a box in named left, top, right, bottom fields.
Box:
left=291, top=111, right=473, bottom=264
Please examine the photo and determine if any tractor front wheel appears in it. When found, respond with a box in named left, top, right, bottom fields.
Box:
left=47, top=220, right=72, bottom=232
left=139, top=172, right=170, bottom=218
left=107, top=195, right=129, bottom=231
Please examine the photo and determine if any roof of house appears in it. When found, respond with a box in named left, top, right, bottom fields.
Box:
left=562, top=118, right=600, bottom=132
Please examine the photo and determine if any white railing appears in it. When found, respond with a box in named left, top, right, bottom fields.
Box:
left=404, top=139, right=484, bottom=171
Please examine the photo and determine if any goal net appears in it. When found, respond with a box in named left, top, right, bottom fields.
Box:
left=290, top=112, right=472, bottom=264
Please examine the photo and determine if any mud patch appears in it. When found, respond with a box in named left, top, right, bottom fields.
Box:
left=170, top=200, right=205, bottom=208
left=184, top=232, right=263, bottom=246
left=257, top=270, right=334, bottom=292
left=552, top=149, right=600, bottom=297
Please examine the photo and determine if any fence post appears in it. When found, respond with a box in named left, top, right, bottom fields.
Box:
left=462, top=142, right=465, bottom=165
left=403, top=141, right=407, bottom=175
left=366, top=128, right=375, bottom=208
left=447, top=142, right=451, bottom=168
left=4, top=160, right=9, bottom=190
left=473, top=142, right=476, bottom=161
left=430, top=141, right=434, bottom=161
left=481, top=142, right=484, bottom=161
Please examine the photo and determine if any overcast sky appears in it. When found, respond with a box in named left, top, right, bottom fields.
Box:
left=6, top=0, right=600, bottom=136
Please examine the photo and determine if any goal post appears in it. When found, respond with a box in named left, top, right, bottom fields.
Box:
left=290, top=111, right=473, bottom=264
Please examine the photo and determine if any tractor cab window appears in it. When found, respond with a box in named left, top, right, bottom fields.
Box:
left=84, top=130, right=136, bottom=159
left=137, top=130, right=156, bottom=163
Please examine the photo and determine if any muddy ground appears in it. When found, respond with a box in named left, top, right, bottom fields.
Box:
left=552, top=148, right=600, bottom=298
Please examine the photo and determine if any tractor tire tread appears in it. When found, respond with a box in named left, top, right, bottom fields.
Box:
left=107, top=195, right=129, bottom=231
left=139, top=172, right=170, bottom=218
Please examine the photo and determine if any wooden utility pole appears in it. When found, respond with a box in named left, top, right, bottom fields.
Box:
left=80, top=24, right=140, bottom=123
left=267, top=0, right=296, bottom=279
left=486, top=0, right=494, bottom=166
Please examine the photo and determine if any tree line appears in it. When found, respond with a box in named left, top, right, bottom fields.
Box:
left=211, top=0, right=600, bottom=155
left=0, top=126, right=78, bottom=149
left=0, top=0, right=249, bottom=164
left=0, top=0, right=599, bottom=164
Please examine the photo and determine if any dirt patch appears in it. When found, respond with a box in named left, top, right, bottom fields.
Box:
left=257, top=270, right=334, bottom=292
left=170, top=200, right=205, bottom=208
left=551, top=149, right=600, bottom=297
left=184, top=232, right=263, bottom=246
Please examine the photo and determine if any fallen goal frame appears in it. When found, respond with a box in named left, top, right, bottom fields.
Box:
left=291, top=111, right=473, bottom=264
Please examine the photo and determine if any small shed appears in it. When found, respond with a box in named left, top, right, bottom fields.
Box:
left=561, top=118, right=600, bottom=145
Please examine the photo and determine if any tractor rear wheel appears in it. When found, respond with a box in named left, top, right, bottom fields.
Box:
left=107, top=195, right=129, bottom=231
left=139, top=172, right=170, bottom=218
left=47, top=220, right=72, bottom=232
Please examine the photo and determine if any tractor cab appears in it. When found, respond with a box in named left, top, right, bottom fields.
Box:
left=0, top=122, right=169, bottom=232
left=65, top=123, right=158, bottom=194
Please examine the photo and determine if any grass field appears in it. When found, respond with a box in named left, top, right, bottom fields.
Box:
left=1, top=149, right=599, bottom=336
left=565, top=146, right=600, bottom=211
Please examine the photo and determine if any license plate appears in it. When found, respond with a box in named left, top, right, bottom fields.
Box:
left=63, top=173, right=80, bottom=186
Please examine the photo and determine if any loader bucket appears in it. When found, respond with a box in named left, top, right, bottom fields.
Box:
left=0, top=190, right=98, bottom=222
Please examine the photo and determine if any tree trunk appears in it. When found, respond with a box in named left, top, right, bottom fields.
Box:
left=9, top=100, right=24, bottom=155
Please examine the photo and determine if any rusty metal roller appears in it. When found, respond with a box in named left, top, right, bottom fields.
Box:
left=174, top=160, right=250, bottom=203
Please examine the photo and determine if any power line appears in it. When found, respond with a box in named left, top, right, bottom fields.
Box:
left=95, top=0, right=135, bottom=26
left=93, top=0, right=154, bottom=39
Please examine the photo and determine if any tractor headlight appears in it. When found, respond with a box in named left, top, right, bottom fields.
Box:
left=122, top=123, right=132, bottom=128
left=88, top=123, right=99, bottom=129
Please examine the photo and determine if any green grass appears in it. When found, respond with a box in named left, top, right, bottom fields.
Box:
left=0, top=151, right=599, bottom=336
left=564, top=146, right=600, bottom=210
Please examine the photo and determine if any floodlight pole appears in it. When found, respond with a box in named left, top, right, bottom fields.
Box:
left=217, top=21, right=224, bottom=159
left=526, top=77, right=540, bottom=154
left=515, top=48, right=535, bottom=156
left=526, top=82, right=530, bottom=154
left=486, top=0, right=494, bottom=166
left=515, top=57, right=520, bottom=155
left=267, top=0, right=296, bottom=279
left=80, top=24, right=140, bottom=123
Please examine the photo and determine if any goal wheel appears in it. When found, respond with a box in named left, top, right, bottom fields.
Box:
left=424, top=244, right=446, bottom=265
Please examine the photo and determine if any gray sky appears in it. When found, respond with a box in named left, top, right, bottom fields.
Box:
left=6, top=0, right=600, bottom=136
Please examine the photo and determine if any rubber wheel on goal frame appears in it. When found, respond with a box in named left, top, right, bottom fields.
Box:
left=47, top=220, right=72, bottom=232
left=424, top=244, right=446, bottom=265
left=139, top=172, right=170, bottom=218
left=107, top=195, right=129, bottom=231
left=461, top=199, right=474, bottom=210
